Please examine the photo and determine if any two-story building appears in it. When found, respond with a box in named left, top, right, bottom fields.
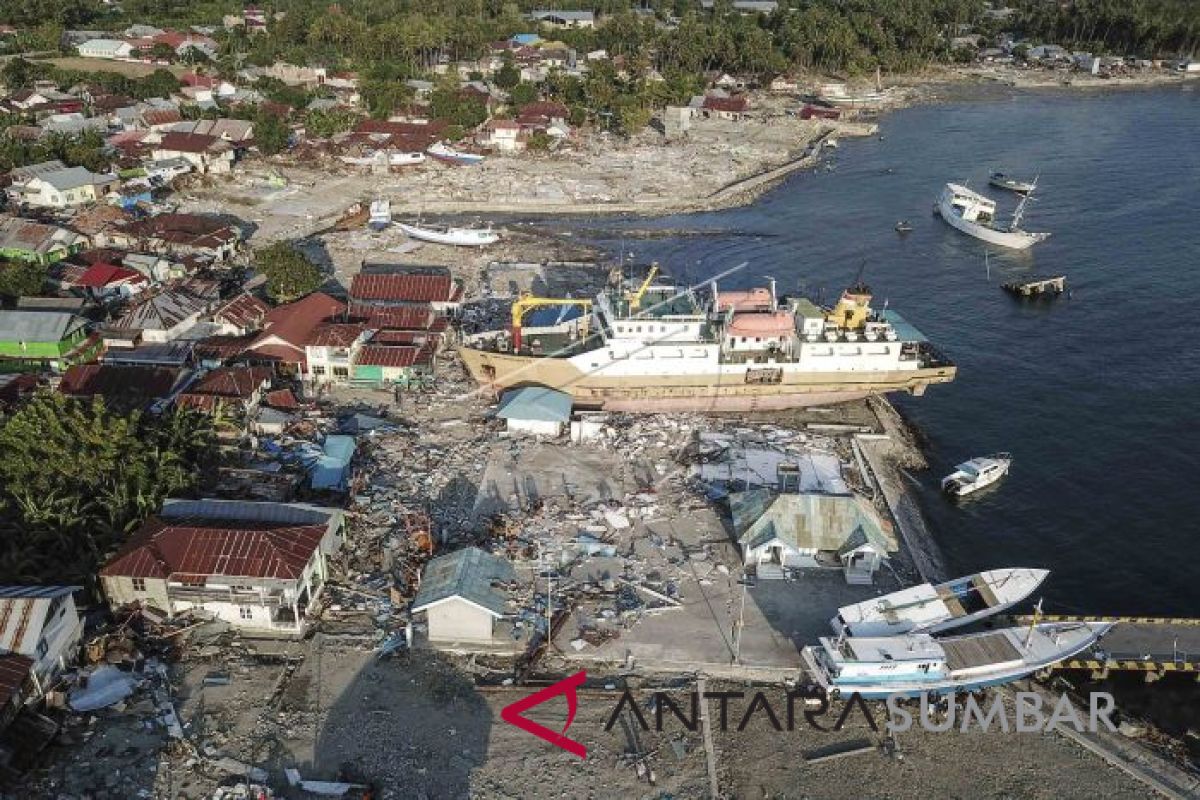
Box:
left=12, top=166, right=119, bottom=209
left=99, top=499, right=345, bottom=635
left=303, top=322, right=370, bottom=387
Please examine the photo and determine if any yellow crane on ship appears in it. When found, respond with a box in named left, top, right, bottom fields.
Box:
left=625, top=263, right=659, bottom=313
left=510, top=292, right=592, bottom=351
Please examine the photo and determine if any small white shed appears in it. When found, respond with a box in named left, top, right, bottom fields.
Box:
left=495, top=386, right=572, bottom=437
left=411, top=548, right=516, bottom=644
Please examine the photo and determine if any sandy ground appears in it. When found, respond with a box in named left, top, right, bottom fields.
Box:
left=174, top=96, right=873, bottom=244
left=42, top=56, right=191, bottom=77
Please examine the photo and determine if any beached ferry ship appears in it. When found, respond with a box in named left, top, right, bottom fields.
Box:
left=458, top=271, right=956, bottom=412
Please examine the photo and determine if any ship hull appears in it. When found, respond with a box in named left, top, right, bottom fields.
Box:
left=459, top=346, right=956, bottom=412
left=936, top=195, right=1049, bottom=250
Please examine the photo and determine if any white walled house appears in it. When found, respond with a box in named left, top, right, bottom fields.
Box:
left=13, top=167, right=119, bottom=209
left=495, top=386, right=572, bottom=437
left=77, top=39, right=135, bottom=59
left=302, top=323, right=370, bottom=387
left=99, top=500, right=345, bottom=636
left=0, top=586, right=84, bottom=694
left=411, top=548, right=516, bottom=644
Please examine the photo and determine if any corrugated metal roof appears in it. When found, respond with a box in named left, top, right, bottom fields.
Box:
left=0, top=654, right=33, bottom=709
left=355, top=345, right=418, bottom=368
left=411, top=547, right=515, bottom=617
left=496, top=386, right=572, bottom=423
left=100, top=517, right=328, bottom=580
left=0, top=586, right=77, bottom=599
left=737, top=493, right=895, bottom=554
left=350, top=273, right=460, bottom=304
left=880, top=310, right=928, bottom=343
left=0, top=310, right=85, bottom=343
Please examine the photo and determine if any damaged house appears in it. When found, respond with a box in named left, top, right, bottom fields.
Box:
left=411, top=547, right=516, bottom=645
left=0, top=586, right=84, bottom=697
left=99, top=500, right=345, bottom=636
left=730, top=491, right=896, bottom=584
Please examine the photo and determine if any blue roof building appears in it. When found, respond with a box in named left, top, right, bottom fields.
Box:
left=495, top=386, right=572, bottom=436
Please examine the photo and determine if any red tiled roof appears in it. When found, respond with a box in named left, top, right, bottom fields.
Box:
left=485, top=118, right=521, bottom=131
left=259, top=292, right=346, bottom=348
left=100, top=517, right=326, bottom=580
left=369, top=329, right=432, bottom=345
left=193, top=333, right=257, bottom=361
left=355, top=345, right=419, bottom=368
left=702, top=95, right=749, bottom=113
left=263, top=388, right=299, bottom=409
left=304, top=322, right=366, bottom=347
left=74, top=262, right=146, bottom=289
left=0, top=654, right=33, bottom=710
left=157, top=132, right=224, bottom=154
left=59, top=364, right=181, bottom=407
left=519, top=101, right=568, bottom=118
left=350, top=274, right=460, bottom=304
left=142, top=109, right=182, bottom=127
left=347, top=302, right=436, bottom=330
left=214, top=293, right=270, bottom=330
left=179, top=365, right=271, bottom=405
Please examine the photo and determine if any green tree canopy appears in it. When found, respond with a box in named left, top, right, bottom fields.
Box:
left=256, top=241, right=323, bottom=302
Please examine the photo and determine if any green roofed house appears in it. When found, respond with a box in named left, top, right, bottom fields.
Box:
left=730, top=491, right=897, bottom=585
left=411, top=547, right=516, bottom=644
left=495, top=385, right=572, bottom=437
left=0, top=217, right=85, bottom=264
left=0, top=310, right=93, bottom=371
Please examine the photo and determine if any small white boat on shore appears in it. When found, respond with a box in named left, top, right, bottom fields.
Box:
left=935, top=183, right=1049, bottom=250
left=340, top=151, right=425, bottom=168
left=942, top=452, right=1012, bottom=497
left=368, top=199, right=391, bottom=230
left=802, top=621, right=1113, bottom=699
left=832, top=567, right=1049, bottom=637
left=989, top=172, right=1036, bottom=193
left=427, top=141, right=485, bottom=166
left=397, top=221, right=498, bottom=246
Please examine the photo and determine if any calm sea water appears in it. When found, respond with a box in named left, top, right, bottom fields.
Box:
left=569, top=87, right=1200, bottom=617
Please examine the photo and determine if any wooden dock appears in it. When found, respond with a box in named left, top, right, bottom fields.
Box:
left=1002, top=275, right=1066, bottom=297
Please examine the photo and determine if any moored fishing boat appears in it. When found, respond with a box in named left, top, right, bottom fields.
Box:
left=989, top=171, right=1036, bottom=193
left=831, top=568, right=1049, bottom=637
left=942, top=452, right=1012, bottom=496
left=802, top=621, right=1112, bottom=699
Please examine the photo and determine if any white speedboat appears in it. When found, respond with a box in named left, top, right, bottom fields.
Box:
left=426, top=141, right=485, bottom=166
left=832, top=567, right=1049, bottom=637
left=397, top=221, right=498, bottom=246
left=988, top=172, right=1036, bottom=193
left=942, top=453, right=1011, bottom=497
left=368, top=199, right=391, bottom=230
left=935, top=183, right=1049, bottom=250
left=389, top=151, right=425, bottom=166
left=802, top=621, right=1112, bottom=699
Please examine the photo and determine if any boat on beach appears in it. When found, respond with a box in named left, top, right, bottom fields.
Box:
left=339, top=150, right=426, bottom=167
left=368, top=199, right=391, bottom=230
left=989, top=172, right=1036, bottom=193
left=831, top=568, right=1049, bottom=637
left=942, top=453, right=1011, bottom=497
left=397, top=221, right=498, bottom=246
left=458, top=272, right=957, bottom=412
left=935, top=182, right=1049, bottom=250
left=427, top=141, right=485, bottom=166
left=802, top=621, right=1113, bottom=699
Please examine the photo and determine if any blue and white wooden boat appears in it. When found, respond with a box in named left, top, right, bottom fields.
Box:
left=831, top=568, right=1049, bottom=638
left=802, top=621, right=1112, bottom=699
left=427, top=141, right=485, bottom=166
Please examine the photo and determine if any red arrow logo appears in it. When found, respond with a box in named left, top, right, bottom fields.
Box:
left=500, top=671, right=588, bottom=758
